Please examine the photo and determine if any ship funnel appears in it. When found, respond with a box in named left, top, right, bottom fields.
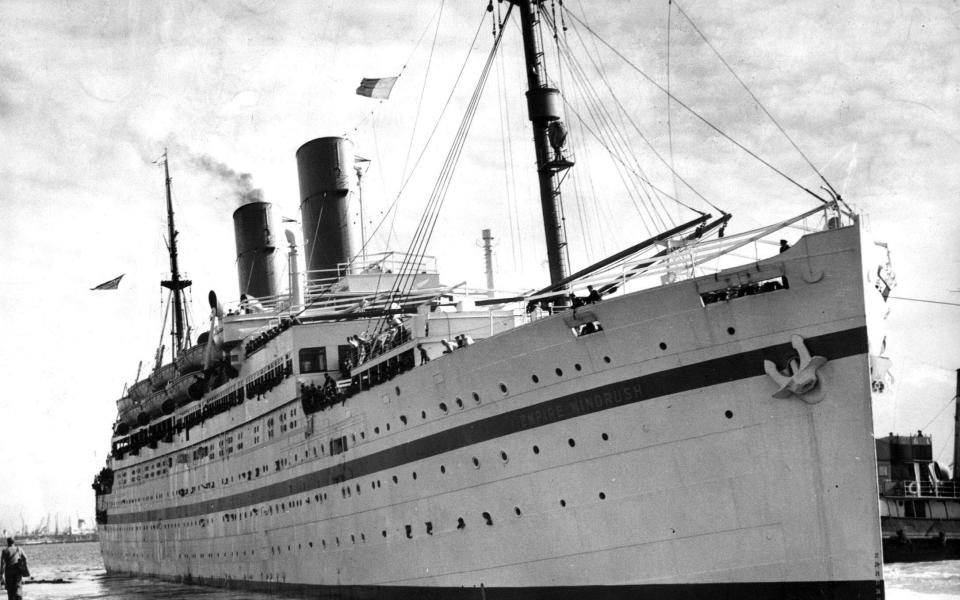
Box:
left=296, top=137, right=357, bottom=283
left=233, top=201, right=278, bottom=301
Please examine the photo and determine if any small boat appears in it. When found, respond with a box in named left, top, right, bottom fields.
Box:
left=878, top=369, right=960, bottom=563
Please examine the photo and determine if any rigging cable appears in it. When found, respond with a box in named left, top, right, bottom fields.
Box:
left=545, top=9, right=677, bottom=231
left=349, top=7, right=490, bottom=271
left=551, top=36, right=659, bottom=235
left=494, top=1, right=521, bottom=271
left=548, top=13, right=710, bottom=222
left=563, top=9, right=832, bottom=206
left=559, top=7, right=675, bottom=230
left=373, top=4, right=515, bottom=333
left=666, top=0, right=681, bottom=208
left=672, top=1, right=840, bottom=200
left=553, top=6, right=721, bottom=217
left=343, top=1, right=446, bottom=138
left=401, top=0, right=446, bottom=184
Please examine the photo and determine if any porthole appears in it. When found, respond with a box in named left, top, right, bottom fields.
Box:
left=386, top=423, right=391, bottom=431
left=725, top=410, right=733, bottom=419
left=555, top=368, right=563, bottom=377
left=455, top=397, right=463, bottom=409
left=395, top=386, right=401, bottom=396
left=360, top=431, right=365, bottom=439
left=499, top=383, right=508, bottom=394
left=439, top=402, right=448, bottom=413
left=472, top=456, right=480, bottom=468
left=568, top=438, right=576, bottom=447
left=500, top=450, right=508, bottom=463
left=532, top=374, right=539, bottom=383
left=659, top=342, right=667, bottom=350
left=400, top=415, right=407, bottom=425
left=532, top=445, right=540, bottom=454
left=440, top=465, right=446, bottom=474
left=601, top=432, right=609, bottom=441
left=472, top=391, right=480, bottom=403
left=514, top=506, right=522, bottom=516
left=559, top=499, right=566, bottom=507
left=374, top=426, right=380, bottom=434
left=382, top=530, right=387, bottom=538
left=421, top=410, right=427, bottom=419
left=574, top=363, right=582, bottom=371
left=599, top=492, right=606, bottom=500
left=392, top=475, right=398, bottom=484
left=727, top=326, right=736, bottom=335
left=412, top=471, right=418, bottom=480
left=603, top=356, right=611, bottom=363
left=482, top=512, right=493, bottom=526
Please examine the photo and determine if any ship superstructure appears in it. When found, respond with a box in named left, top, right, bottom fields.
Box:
left=93, top=2, right=889, bottom=598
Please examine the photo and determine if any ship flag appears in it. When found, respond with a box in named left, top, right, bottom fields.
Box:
left=91, top=274, right=124, bottom=290
left=356, top=77, right=398, bottom=100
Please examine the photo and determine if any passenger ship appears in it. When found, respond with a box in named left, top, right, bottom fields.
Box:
left=93, top=1, right=891, bottom=597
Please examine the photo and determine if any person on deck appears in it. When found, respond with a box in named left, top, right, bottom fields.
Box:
left=417, top=343, right=431, bottom=364
left=586, top=285, right=602, bottom=303
left=0, top=537, right=26, bottom=600
left=779, top=239, right=790, bottom=253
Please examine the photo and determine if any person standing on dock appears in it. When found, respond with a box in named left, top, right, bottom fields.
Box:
left=0, top=537, right=26, bottom=600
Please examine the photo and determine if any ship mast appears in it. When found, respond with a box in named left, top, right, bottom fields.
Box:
left=514, top=0, right=573, bottom=289
left=160, top=149, right=192, bottom=361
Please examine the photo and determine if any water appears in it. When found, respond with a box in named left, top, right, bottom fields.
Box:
left=18, top=542, right=960, bottom=599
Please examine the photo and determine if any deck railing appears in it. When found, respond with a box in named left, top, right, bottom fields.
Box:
left=884, top=479, right=960, bottom=499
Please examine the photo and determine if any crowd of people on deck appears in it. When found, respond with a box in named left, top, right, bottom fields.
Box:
left=244, top=315, right=299, bottom=356
left=345, top=317, right=411, bottom=370
left=301, top=374, right=343, bottom=414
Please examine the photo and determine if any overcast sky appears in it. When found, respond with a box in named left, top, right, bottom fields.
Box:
left=0, top=0, right=957, bottom=532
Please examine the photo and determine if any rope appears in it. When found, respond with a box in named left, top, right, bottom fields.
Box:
left=889, top=296, right=960, bottom=308
left=348, top=8, right=490, bottom=271
left=673, top=1, right=840, bottom=199
left=666, top=0, right=680, bottom=204
left=401, top=0, right=445, bottom=183
left=562, top=9, right=832, bottom=206
left=372, top=4, right=515, bottom=334
left=343, top=1, right=446, bottom=138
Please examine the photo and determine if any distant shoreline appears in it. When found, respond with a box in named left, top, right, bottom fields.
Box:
left=18, top=535, right=98, bottom=546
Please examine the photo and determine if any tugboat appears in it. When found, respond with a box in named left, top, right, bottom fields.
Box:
left=878, top=369, right=960, bottom=562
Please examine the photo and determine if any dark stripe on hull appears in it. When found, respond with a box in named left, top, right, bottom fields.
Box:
left=105, top=326, right=868, bottom=525
left=108, top=571, right=884, bottom=600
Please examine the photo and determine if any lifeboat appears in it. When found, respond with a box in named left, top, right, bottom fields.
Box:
left=116, top=396, right=141, bottom=429
left=128, top=379, right=152, bottom=402
left=137, top=390, right=167, bottom=423
left=150, top=362, right=176, bottom=391
left=176, top=343, right=207, bottom=375
left=166, top=372, right=204, bottom=409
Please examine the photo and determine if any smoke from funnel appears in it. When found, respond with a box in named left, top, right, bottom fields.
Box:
left=192, top=154, right=264, bottom=206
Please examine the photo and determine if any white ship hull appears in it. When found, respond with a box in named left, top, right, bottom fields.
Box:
left=97, top=223, right=885, bottom=598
